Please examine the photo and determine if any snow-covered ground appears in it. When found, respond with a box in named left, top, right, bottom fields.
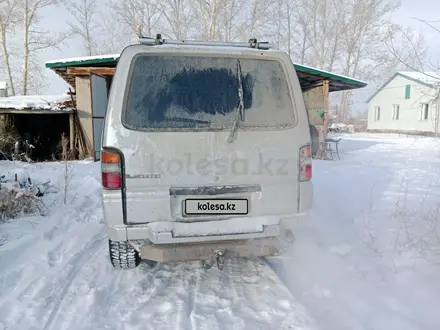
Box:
left=1, top=133, right=440, bottom=330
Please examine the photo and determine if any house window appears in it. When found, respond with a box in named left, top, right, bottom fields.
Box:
left=405, top=84, right=411, bottom=99
left=374, top=106, right=380, bottom=121
left=419, top=103, right=429, bottom=120
left=392, top=104, right=400, bottom=120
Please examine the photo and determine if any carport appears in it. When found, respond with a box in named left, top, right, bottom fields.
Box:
left=45, top=52, right=367, bottom=160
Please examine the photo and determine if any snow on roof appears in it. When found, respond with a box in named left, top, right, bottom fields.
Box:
left=45, top=54, right=119, bottom=65
left=0, top=94, right=73, bottom=111
left=0, top=81, right=7, bottom=89
left=397, top=71, right=440, bottom=85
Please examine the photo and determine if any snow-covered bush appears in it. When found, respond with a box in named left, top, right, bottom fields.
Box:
left=0, top=184, right=46, bottom=221
left=0, top=170, right=51, bottom=221
left=393, top=188, right=440, bottom=264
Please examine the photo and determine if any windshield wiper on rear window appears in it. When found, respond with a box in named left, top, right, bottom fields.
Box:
left=227, top=60, right=245, bottom=143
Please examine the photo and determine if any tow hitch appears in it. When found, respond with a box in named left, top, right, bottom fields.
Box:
left=203, top=249, right=226, bottom=270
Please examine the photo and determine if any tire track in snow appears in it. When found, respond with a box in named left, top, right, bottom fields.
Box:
left=263, top=257, right=319, bottom=330
left=42, top=233, right=106, bottom=330
left=132, top=262, right=202, bottom=330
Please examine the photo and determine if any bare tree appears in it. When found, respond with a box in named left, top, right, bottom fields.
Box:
left=97, top=5, right=132, bottom=54
left=294, top=0, right=348, bottom=71
left=158, top=0, right=194, bottom=39
left=67, top=0, right=99, bottom=56
left=191, top=0, right=224, bottom=39
left=244, top=0, right=275, bottom=38
left=386, top=22, right=430, bottom=76
left=337, top=0, right=401, bottom=123
left=19, top=0, right=69, bottom=95
left=218, top=0, right=246, bottom=41
left=273, top=0, right=313, bottom=62
left=0, top=0, right=19, bottom=95
left=110, top=0, right=162, bottom=37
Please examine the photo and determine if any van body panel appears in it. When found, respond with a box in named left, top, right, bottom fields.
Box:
left=101, top=43, right=312, bottom=261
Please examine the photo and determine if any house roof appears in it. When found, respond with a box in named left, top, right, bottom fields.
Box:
left=366, top=71, right=440, bottom=103
left=0, top=94, right=75, bottom=114
left=0, top=81, right=7, bottom=89
left=45, top=53, right=367, bottom=93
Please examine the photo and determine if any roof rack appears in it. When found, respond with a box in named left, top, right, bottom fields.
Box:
left=138, top=34, right=272, bottom=50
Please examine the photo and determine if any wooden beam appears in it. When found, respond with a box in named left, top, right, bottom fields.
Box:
left=67, top=67, right=116, bottom=76
left=301, top=82, right=323, bottom=92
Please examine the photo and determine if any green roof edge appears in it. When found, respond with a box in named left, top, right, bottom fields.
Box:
left=45, top=55, right=367, bottom=89
left=292, top=63, right=367, bottom=88
left=366, top=72, right=435, bottom=103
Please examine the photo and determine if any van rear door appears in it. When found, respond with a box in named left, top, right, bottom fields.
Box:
left=119, top=52, right=300, bottom=224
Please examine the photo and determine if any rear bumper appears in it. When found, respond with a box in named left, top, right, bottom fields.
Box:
left=136, top=236, right=286, bottom=262
left=107, top=213, right=309, bottom=243
left=107, top=213, right=308, bottom=262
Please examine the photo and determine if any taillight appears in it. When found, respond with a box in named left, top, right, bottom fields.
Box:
left=101, top=150, right=122, bottom=189
left=299, top=144, right=312, bottom=181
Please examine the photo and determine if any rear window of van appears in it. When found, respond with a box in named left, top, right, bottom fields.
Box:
left=123, top=55, right=295, bottom=130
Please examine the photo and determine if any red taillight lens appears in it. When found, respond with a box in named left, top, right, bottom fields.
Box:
left=101, top=150, right=122, bottom=189
left=299, top=144, right=312, bottom=181
left=102, top=172, right=122, bottom=189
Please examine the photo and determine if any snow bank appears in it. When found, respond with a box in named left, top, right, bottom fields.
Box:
left=0, top=94, right=73, bottom=111
left=269, top=133, right=440, bottom=330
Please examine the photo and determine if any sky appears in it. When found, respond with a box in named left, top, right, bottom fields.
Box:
left=30, top=0, right=440, bottom=113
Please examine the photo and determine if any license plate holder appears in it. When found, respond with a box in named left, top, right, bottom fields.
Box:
left=184, top=198, right=249, bottom=216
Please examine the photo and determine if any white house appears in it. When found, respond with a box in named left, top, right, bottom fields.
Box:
left=366, top=72, right=440, bottom=136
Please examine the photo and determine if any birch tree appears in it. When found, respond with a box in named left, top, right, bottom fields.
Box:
left=0, top=0, right=19, bottom=95
left=67, top=0, right=99, bottom=56
left=19, top=0, right=68, bottom=95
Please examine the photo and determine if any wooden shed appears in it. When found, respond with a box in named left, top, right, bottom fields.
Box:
left=45, top=53, right=367, bottom=160
left=0, top=94, right=82, bottom=161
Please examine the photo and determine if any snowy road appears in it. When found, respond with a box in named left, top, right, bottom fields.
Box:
left=0, top=162, right=314, bottom=330
left=1, top=133, right=440, bottom=330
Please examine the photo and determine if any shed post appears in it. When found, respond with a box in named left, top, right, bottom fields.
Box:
left=323, top=80, right=330, bottom=140
left=318, top=80, right=330, bottom=146
left=69, top=112, right=75, bottom=158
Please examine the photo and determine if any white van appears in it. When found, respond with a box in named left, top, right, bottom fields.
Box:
left=101, top=36, right=313, bottom=269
